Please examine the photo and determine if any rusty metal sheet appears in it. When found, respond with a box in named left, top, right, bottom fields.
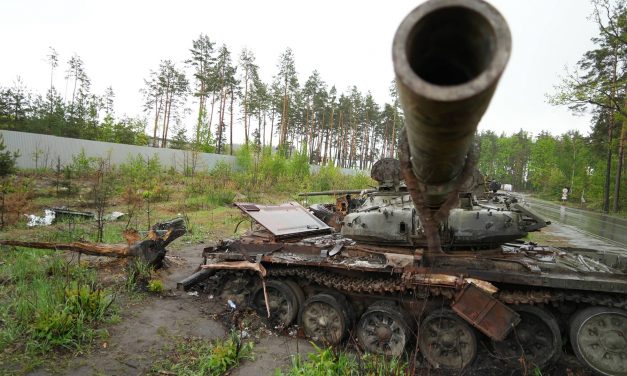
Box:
left=451, top=283, right=520, bottom=341
left=234, top=202, right=331, bottom=239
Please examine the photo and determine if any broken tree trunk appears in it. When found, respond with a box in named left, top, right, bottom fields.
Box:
left=0, top=240, right=132, bottom=257
left=0, top=218, right=186, bottom=268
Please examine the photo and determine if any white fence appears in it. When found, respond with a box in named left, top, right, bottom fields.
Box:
left=1, top=130, right=366, bottom=176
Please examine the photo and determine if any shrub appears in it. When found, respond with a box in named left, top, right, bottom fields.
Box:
left=118, top=154, right=163, bottom=189
left=210, top=161, right=234, bottom=188
left=287, top=148, right=310, bottom=181
left=0, top=134, right=19, bottom=177
left=148, top=279, right=164, bottom=293
left=310, top=164, right=343, bottom=192
left=70, top=149, right=96, bottom=177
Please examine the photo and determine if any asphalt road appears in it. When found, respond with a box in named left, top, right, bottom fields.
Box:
left=524, top=197, right=627, bottom=248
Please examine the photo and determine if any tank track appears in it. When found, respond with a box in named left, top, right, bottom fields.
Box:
left=497, top=289, right=627, bottom=309
left=266, top=265, right=627, bottom=309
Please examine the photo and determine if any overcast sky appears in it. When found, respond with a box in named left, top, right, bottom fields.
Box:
left=1, top=0, right=599, bottom=142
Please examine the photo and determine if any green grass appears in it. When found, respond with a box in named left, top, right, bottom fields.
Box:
left=0, top=247, right=116, bottom=373
left=276, top=344, right=407, bottom=376
left=125, top=258, right=154, bottom=292
left=152, top=331, right=254, bottom=376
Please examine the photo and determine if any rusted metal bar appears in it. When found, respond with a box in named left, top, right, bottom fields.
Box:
left=177, top=268, right=214, bottom=291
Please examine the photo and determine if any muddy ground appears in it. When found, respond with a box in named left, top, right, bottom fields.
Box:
left=24, top=223, right=605, bottom=376
left=25, top=246, right=316, bottom=376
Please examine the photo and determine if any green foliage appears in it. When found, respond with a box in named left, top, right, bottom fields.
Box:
left=125, top=259, right=153, bottom=291
left=259, top=149, right=287, bottom=181
left=476, top=129, right=626, bottom=210
left=0, top=248, right=115, bottom=358
left=310, top=164, right=344, bottom=192
left=347, top=172, right=373, bottom=189
left=0, top=134, right=19, bottom=176
left=287, top=147, right=310, bottom=182
left=277, top=344, right=406, bottom=376
left=236, top=143, right=254, bottom=173
left=147, top=279, right=164, bottom=293
left=209, top=160, right=234, bottom=184
left=229, top=146, right=374, bottom=196
left=118, top=154, right=163, bottom=189
left=153, top=331, right=254, bottom=376
left=69, top=149, right=96, bottom=177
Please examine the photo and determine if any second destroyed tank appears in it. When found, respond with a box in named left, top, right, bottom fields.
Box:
left=179, top=1, right=627, bottom=375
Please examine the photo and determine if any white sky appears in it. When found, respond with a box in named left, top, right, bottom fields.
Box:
left=0, top=0, right=598, bottom=142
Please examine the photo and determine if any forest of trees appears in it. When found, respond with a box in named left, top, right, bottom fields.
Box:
left=0, top=0, right=624, bottom=212
left=476, top=128, right=625, bottom=211
left=0, top=40, right=406, bottom=171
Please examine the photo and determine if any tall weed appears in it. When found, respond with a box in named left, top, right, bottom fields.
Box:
left=153, top=331, right=254, bottom=376
left=278, top=344, right=407, bottom=376
left=0, top=248, right=115, bottom=356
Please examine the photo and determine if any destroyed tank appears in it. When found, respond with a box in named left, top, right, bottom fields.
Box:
left=179, top=1, right=627, bottom=374
left=304, top=157, right=548, bottom=248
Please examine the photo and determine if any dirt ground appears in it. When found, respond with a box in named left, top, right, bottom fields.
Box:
left=25, top=246, right=315, bottom=376
left=23, top=223, right=606, bottom=376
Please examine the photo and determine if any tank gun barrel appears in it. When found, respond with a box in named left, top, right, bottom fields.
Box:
left=298, top=189, right=376, bottom=197
left=393, top=0, right=511, bottom=207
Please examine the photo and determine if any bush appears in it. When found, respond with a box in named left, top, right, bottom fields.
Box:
left=210, top=161, right=234, bottom=187
left=287, top=148, right=310, bottom=182
left=69, top=149, right=96, bottom=177
left=0, top=134, right=19, bottom=177
left=236, top=144, right=254, bottom=174
left=310, top=164, right=343, bottom=192
left=118, top=154, right=163, bottom=189
left=148, top=279, right=164, bottom=293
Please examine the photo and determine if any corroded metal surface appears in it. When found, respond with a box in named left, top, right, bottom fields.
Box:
left=234, top=202, right=331, bottom=239
left=451, top=283, right=520, bottom=341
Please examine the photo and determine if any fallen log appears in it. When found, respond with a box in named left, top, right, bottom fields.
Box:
left=0, top=240, right=131, bottom=257
left=0, top=218, right=187, bottom=268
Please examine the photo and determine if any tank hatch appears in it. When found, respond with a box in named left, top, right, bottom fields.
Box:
left=234, top=201, right=332, bottom=239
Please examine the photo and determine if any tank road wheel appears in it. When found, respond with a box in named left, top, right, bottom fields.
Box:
left=356, top=302, right=412, bottom=356
left=419, top=309, right=477, bottom=370
left=569, top=307, right=627, bottom=376
left=282, top=279, right=305, bottom=310
left=492, top=305, right=562, bottom=369
left=300, top=293, right=350, bottom=345
left=251, top=280, right=298, bottom=327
